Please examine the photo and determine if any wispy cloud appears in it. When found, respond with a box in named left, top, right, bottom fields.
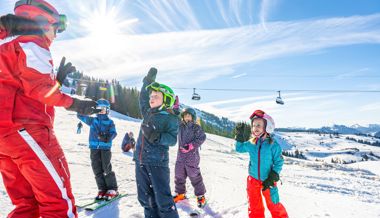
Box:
left=207, top=0, right=255, bottom=27
left=52, top=13, right=380, bottom=86
left=259, top=0, right=277, bottom=30
left=133, top=0, right=200, bottom=31
left=231, top=73, right=247, bottom=79
left=359, top=102, right=380, bottom=112
left=335, top=68, right=372, bottom=80
left=229, top=0, right=244, bottom=26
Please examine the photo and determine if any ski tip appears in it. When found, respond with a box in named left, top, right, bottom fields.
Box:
left=189, top=211, right=201, bottom=218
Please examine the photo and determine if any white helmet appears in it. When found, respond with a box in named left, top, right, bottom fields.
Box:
left=250, top=110, right=275, bottom=134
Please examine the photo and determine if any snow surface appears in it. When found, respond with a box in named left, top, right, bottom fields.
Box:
left=1, top=108, right=380, bottom=218
left=276, top=132, right=380, bottom=163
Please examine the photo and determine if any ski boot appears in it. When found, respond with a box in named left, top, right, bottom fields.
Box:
left=197, top=195, right=206, bottom=208
left=95, top=190, right=106, bottom=201
left=173, top=193, right=187, bottom=203
left=104, top=190, right=119, bottom=201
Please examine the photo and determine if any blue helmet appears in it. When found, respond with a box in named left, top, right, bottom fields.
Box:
left=96, top=99, right=110, bottom=114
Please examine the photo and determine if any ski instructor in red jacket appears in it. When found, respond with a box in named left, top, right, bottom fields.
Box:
left=0, top=1, right=99, bottom=217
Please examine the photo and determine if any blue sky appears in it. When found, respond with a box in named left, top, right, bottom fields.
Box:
left=1, top=0, right=380, bottom=128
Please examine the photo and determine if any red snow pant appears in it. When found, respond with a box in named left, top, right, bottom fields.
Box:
left=0, top=126, right=77, bottom=218
left=247, top=176, right=288, bottom=218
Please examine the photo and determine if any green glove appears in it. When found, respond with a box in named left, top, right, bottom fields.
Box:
left=143, top=67, right=157, bottom=84
left=262, top=170, right=280, bottom=191
left=233, top=122, right=251, bottom=142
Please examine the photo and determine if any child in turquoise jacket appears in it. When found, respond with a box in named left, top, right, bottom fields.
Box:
left=234, top=110, right=288, bottom=218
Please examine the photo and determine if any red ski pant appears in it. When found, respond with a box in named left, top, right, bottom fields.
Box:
left=247, top=176, right=288, bottom=218
left=0, top=126, right=77, bottom=218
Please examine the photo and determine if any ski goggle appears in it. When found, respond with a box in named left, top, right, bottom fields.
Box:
left=96, top=105, right=109, bottom=110
left=249, top=110, right=265, bottom=120
left=146, top=82, right=173, bottom=97
left=146, top=82, right=175, bottom=107
left=53, top=14, right=67, bottom=33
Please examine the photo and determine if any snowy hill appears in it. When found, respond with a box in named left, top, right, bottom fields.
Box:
left=1, top=108, right=380, bottom=217
left=277, top=132, right=380, bottom=164
left=279, top=124, right=380, bottom=135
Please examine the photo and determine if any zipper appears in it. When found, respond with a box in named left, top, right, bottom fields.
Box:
left=257, top=138, right=263, bottom=180
left=139, top=136, right=144, bottom=163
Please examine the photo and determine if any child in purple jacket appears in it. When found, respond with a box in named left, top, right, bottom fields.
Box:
left=173, top=107, right=207, bottom=208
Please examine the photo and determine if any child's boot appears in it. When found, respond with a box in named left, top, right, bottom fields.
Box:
left=197, top=195, right=206, bottom=208
left=173, top=193, right=187, bottom=203
left=104, top=189, right=119, bottom=201
left=95, top=190, right=106, bottom=201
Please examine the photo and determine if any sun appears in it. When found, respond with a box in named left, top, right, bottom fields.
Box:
left=77, top=1, right=138, bottom=53
left=81, top=7, right=122, bottom=39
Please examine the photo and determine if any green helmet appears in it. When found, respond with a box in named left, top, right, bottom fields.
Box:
left=146, top=82, right=175, bottom=108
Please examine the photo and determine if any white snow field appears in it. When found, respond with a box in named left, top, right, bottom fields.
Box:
left=1, top=108, right=379, bottom=218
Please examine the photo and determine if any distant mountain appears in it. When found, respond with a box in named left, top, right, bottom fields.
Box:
left=353, top=124, right=380, bottom=134
left=277, top=124, right=380, bottom=135
left=375, top=131, right=380, bottom=138
left=323, top=125, right=362, bottom=134
left=180, top=104, right=236, bottom=138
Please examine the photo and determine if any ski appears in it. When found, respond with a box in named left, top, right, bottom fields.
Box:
left=189, top=210, right=202, bottom=217
left=176, top=197, right=207, bottom=218
left=76, top=199, right=101, bottom=208
left=84, top=193, right=127, bottom=211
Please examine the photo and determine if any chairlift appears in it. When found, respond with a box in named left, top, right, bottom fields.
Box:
left=276, top=91, right=284, bottom=105
left=192, top=88, right=201, bottom=100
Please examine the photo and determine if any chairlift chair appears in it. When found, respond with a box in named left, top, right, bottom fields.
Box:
left=192, top=88, right=201, bottom=100
left=276, top=91, right=284, bottom=105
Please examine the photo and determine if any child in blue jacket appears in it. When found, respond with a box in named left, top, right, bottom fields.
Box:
left=77, top=98, right=118, bottom=201
left=234, top=110, right=288, bottom=218
left=134, top=68, right=179, bottom=218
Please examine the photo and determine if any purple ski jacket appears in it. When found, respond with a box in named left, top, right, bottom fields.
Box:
left=176, top=121, right=206, bottom=165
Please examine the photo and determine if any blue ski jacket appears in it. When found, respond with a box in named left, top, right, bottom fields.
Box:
left=77, top=114, right=117, bottom=149
left=235, top=137, right=284, bottom=181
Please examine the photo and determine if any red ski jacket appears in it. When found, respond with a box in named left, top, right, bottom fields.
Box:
left=0, top=34, right=73, bottom=136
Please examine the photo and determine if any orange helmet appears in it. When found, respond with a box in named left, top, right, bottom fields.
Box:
left=14, top=0, right=67, bottom=33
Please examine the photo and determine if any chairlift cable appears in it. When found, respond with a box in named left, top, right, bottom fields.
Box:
left=173, top=87, right=380, bottom=93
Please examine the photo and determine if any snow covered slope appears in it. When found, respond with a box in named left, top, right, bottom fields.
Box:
left=1, top=108, right=380, bottom=217
left=277, top=132, right=380, bottom=164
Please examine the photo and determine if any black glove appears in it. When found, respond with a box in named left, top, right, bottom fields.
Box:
left=57, top=57, right=76, bottom=86
left=141, top=122, right=160, bottom=144
left=0, top=14, right=43, bottom=37
left=98, top=133, right=110, bottom=142
left=143, top=67, right=157, bottom=84
left=66, top=98, right=100, bottom=115
left=262, top=170, right=280, bottom=191
left=233, top=122, right=251, bottom=143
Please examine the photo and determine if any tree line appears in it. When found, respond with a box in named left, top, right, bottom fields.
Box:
left=67, top=72, right=235, bottom=138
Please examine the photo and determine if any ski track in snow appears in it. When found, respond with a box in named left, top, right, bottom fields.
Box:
left=1, top=108, right=380, bottom=217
